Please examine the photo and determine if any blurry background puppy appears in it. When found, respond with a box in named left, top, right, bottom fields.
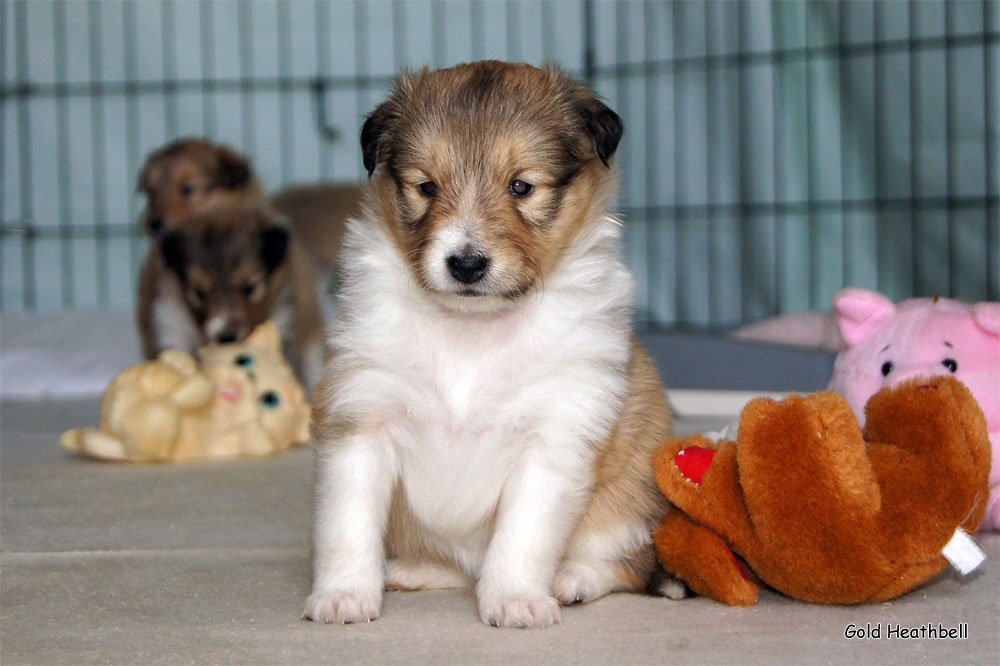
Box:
left=155, top=200, right=324, bottom=388
left=271, top=182, right=363, bottom=292
left=137, top=137, right=264, bottom=240
left=135, top=137, right=362, bottom=387
left=136, top=138, right=268, bottom=361
left=304, top=62, right=675, bottom=629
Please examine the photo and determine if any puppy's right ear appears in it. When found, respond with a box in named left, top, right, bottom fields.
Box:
left=360, top=100, right=397, bottom=178
left=160, top=231, right=186, bottom=276
left=215, top=145, right=253, bottom=189
left=361, top=72, right=419, bottom=177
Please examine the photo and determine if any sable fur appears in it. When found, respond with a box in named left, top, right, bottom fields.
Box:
left=304, top=61, right=673, bottom=629
left=653, top=376, right=991, bottom=606
left=137, top=137, right=264, bottom=239
left=270, top=182, right=364, bottom=282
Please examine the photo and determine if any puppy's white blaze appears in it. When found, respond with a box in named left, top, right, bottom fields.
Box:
left=424, top=223, right=481, bottom=291
left=204, top=315, right=228, bottom=340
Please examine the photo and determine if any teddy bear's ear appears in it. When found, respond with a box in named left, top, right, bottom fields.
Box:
left=972, top=302, right=1000, bottom=335
left=832, top=288, right=896, bottom=347
left=245, top=320, right=283, bottom=352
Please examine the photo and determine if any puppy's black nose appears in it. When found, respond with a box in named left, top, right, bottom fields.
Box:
left=446, top=253, right=489, bottom=284
left=148, top=216, right=164, bottom=235
left=215, top=330, right=238, bottom=344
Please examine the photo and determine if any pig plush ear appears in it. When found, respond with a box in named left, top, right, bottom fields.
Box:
left=832, top=288, right=897, bottom=347
left=972, top=302, right=1000, bottom=335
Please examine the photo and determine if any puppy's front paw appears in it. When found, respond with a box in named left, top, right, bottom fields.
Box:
left=302, top=590, right=382, bottom=625
left=478, top=594, right=561, bottom=628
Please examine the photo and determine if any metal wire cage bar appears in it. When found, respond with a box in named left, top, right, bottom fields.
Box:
left=1, top=0, right=997, bottom=328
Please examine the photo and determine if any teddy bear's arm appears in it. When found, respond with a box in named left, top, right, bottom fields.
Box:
left=654, top=435, right=758, bottom=553
left=863, top=377, right=993, bottom=546
left=654, top=511, right=760, bottom=606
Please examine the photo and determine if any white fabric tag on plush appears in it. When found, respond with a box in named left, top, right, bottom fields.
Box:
left=941, top=529, right=986, bottom=576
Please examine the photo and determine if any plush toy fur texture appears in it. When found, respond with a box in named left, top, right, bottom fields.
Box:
left=828, top=288, right=1000, bottom=530
left=653, top=376, right=991, bottom=606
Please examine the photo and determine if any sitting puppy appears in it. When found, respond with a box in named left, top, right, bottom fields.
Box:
left=303, top=61, right=674, bottom=628
left=155, top=201, right=324, bottom=389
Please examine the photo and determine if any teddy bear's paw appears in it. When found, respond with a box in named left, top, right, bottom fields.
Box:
left=552, top=561, right=618, bottom=605
left=478, top=594, right=561, bottom=628
left=302, top=589, right=382, bottom=625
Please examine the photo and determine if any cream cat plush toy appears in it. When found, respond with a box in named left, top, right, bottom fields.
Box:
left=61, top=321, right=310, bottom=462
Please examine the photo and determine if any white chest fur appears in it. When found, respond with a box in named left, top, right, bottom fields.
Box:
left=326, top=217, right=635, bottom=544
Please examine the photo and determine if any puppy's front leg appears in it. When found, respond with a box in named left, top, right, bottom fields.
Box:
left=477, top=446, right=591, bottom=628
left=303, top=431, right=395, bottom=624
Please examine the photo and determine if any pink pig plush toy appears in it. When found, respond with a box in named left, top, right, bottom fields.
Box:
left=829, top=288, right=1000, bottom=530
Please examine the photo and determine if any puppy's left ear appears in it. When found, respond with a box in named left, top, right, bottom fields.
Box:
left=215, top=145, right=253, bottom=188
left=577, top=96, right=623, bottom=168
left=260, top=226, right=289, bottom=273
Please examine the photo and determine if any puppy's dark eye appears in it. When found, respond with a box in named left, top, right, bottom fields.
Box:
left=260, top=391, right=281, bottom=409
left=881, top=361, right=894, bottom=377
left=235, top=354, right=255, bottom=369
left=241, top=281, right=257, bottom=297
left=942, top=358, right=958, bottom=373
left=181, top=183, right=196, bottom=197
left=509, top=180, right=533, bottom=197
left=418, top=181, right=438, bottom=197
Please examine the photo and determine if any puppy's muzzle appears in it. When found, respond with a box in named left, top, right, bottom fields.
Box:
left=446, top=252, right=489, bottom=284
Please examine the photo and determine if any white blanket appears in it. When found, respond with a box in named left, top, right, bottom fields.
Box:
left=1, top=309, right=141, bottom=398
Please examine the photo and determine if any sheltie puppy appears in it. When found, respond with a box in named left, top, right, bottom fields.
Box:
left=136, top=137, right=264, bottom=240
left=136, top=138, right=267, bottom=360
left=304, top=61, right=675, bottom=628
left=134, top=138, right=348, bottom=387
left=152, top=200, right=324, bottom=388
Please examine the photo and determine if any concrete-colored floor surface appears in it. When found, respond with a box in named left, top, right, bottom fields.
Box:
left=2, top=399, right=998, bottom=665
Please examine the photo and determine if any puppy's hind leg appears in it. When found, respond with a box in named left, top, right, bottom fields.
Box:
left=553, top=517, right=659, bottom=604
left=553, top=342, right=674, bottom=605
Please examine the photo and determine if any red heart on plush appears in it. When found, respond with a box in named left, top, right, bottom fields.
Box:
left=675, top=446, right=716, bottom=485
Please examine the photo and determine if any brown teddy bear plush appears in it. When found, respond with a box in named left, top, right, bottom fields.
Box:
left=653, top=376, right=991, bottom=606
